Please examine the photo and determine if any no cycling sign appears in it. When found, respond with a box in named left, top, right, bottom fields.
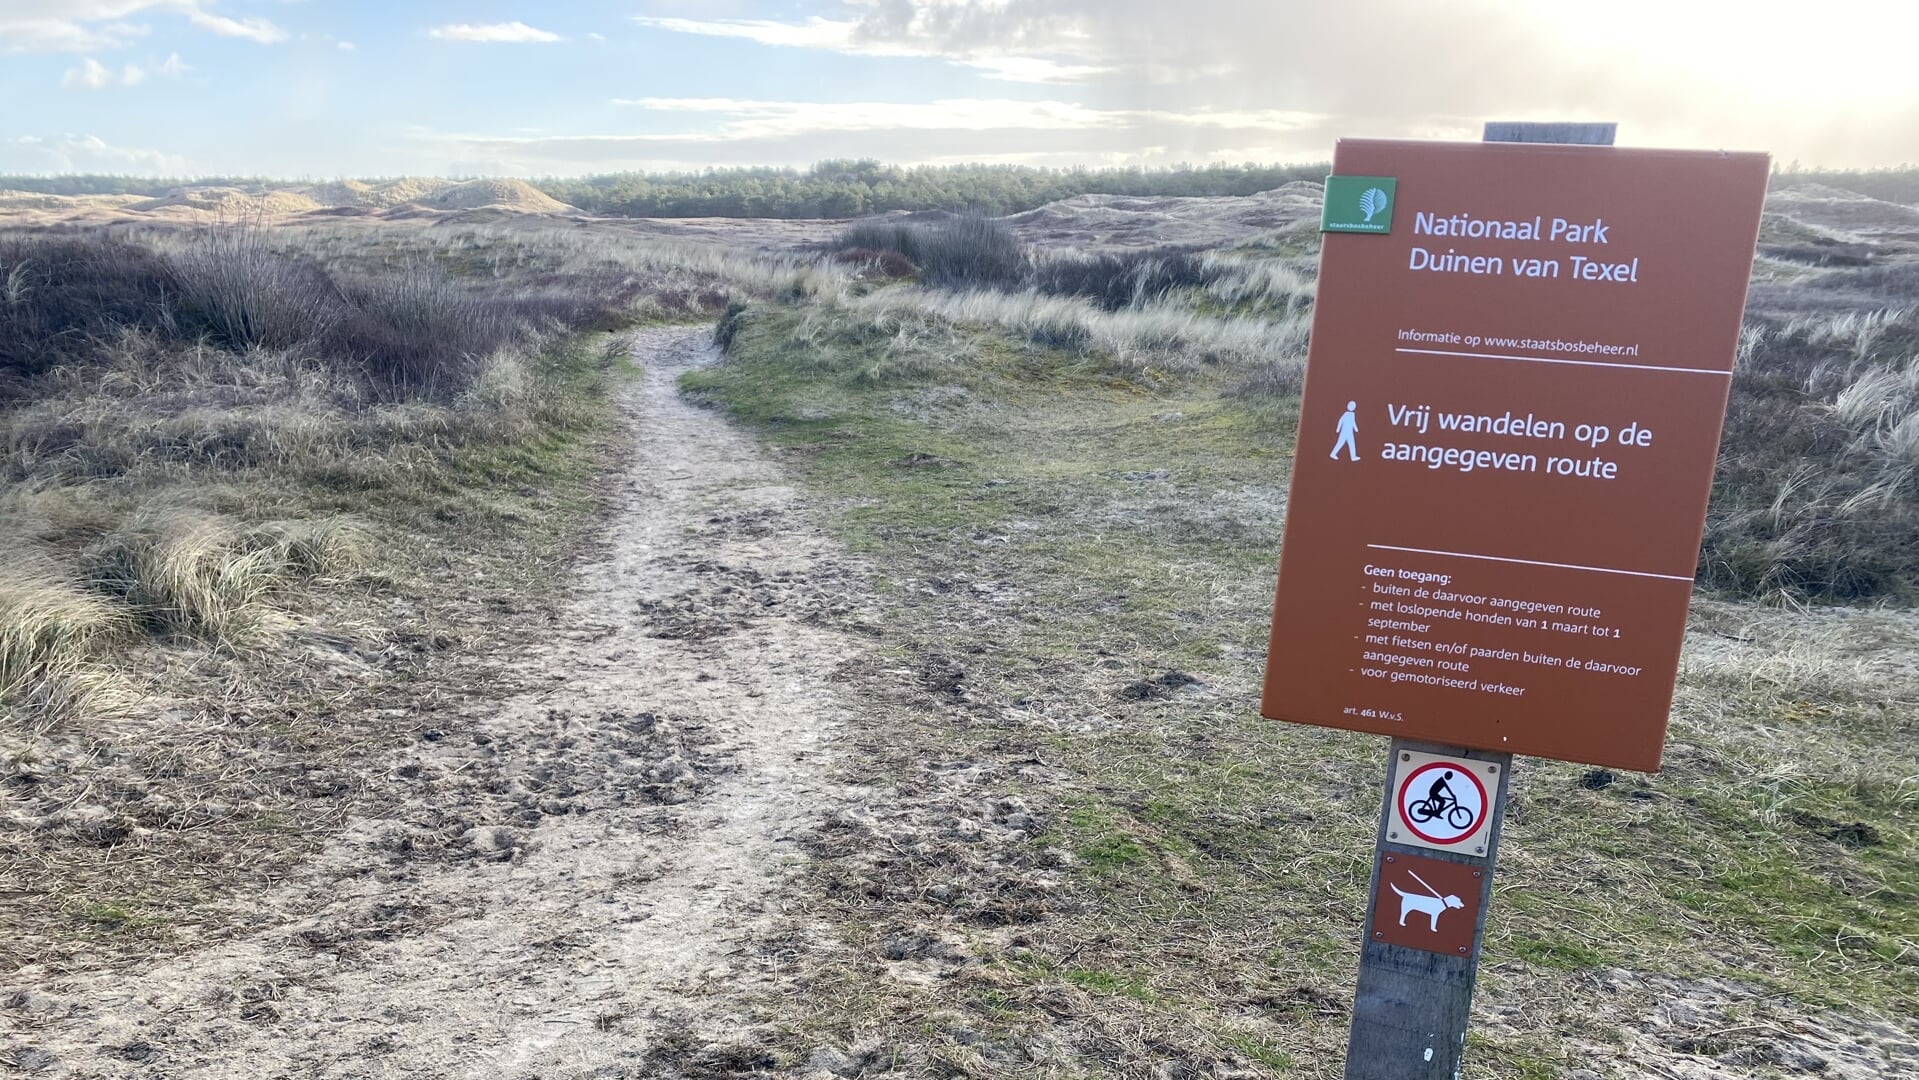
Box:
left=1389, top=750, right=1500, bottom=855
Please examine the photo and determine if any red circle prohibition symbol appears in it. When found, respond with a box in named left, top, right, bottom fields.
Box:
left=1396, top=761, right=1489, bottom=846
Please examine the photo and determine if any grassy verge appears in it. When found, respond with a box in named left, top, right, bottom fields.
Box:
left=692, top=299, right=1918, bottom=1077
left=1, top=330, right=630, bottom=969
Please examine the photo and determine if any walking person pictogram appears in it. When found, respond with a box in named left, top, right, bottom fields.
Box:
left=1331, top=401, right=1360, bottom=461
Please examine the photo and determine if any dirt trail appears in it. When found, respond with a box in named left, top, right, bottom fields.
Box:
left=4, top=326, right=860, bottom=1078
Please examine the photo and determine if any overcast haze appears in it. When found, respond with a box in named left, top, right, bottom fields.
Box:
left=3, top=0, right=1914, bottom=177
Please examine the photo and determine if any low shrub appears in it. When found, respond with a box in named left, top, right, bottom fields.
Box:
left=328, top=268, right=524, bottom=393
left=832, top=247, right=918, bottom=279
left=1030, top=247, right=1222, bottom=311
left=0, top=234, right=176, bottom=381
left=713, top=300, right=750, bottom=352
left=833, top=222, right=924, bottom=264
left=3, top=225, right=689, bottom=401
left=830, top=213, right=1027, bottom=289
left=915, top=213, right=1026, bottom=289
left=168, top=224, right=351, bottom=351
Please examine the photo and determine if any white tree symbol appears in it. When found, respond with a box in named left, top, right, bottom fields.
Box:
left=1360, top=187, right=1388, bottom=223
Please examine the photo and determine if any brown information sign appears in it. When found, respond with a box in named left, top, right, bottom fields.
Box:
left=1370, top=852, right=1484, bottom=957
left=1262, top=139, right=1769, bottom=771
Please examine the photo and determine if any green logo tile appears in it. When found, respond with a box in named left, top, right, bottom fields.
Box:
left=1322, top=175, right=1398, bottom=234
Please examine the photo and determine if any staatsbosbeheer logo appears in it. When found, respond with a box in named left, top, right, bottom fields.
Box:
left=1322, top=175, right=1398, bottom=234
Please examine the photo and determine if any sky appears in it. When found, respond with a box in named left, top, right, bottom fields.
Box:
left=2, top=0, right=1916, bottom=178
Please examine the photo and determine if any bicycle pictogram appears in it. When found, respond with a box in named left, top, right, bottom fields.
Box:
left=1393, top=757, right=1493, bottom=850
left=1407, top=769, right=1476, bottom=832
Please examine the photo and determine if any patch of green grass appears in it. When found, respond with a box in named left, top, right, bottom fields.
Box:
left=1009, top=951, right=1159, bottom=1003
left=1076, top=831, right=1149, bottom=873
left=965, top=987, right=1022, bottom=1020
left=1464, top=1029, right=1591, bottom=1080
left=1062, top=967, right=1157, bottom=1001
left=698, top=295, right=1919, bottom=1073
left=75, top=902, right=135, bottom=926
left=1509, top=933, right=1610, bottom=971
left=1221, top=1033, right=1296, bottom=1072
left=68, top=900, right=168, bottom=938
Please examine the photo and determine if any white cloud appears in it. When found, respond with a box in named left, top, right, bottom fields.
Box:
left=606, top=97, right=1324, bottom=143
left=182, top=8, right=288, bottom=44
left=612, top=97, right=1120, bottom=138
left=433, top=96, right=1352, bottom=173
left=1, top=2, right=285, bottom=54
left=428, top=21, right=562, bottom=43
left=1, top=12, right=145, bottom=55
left=337, top=40, right=355, bottom=51
left=60, top=48, right=192, bottom=89
left=631, top=13, right=1103, bottom=84
left=2, top=133, right=188, bottom=174
left=627, top=1, right=1919, bottom=164
left=61, top=57, right=116, bottom=90
left=958, top=57, right=1110, bottom=84
left=633, top=16, right=867, bottom=52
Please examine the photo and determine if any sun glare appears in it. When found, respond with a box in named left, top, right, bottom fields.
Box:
left=1531, top=0, right=1919, bottom=108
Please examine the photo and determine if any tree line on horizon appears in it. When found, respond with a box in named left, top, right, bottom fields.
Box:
left=533, top=160, right=1332, bottom=217
left=2, top=159, right=1915, bottom=218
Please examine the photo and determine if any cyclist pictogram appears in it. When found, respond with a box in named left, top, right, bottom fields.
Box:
left=1392, top=754, right=1494, bottom=853
left=1408, top=769, right=1476, bottom=832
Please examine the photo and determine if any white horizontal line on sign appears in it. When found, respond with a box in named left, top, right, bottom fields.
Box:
left=1366, top=544, right=1697, bottom=582
left=1393, top=347, right=1731, bottom=376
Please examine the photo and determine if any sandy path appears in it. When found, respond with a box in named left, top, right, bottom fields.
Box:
left=4, top=326, right=858, bottom=1078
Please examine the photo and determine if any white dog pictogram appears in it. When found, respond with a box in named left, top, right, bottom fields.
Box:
left=1390, top=869, right=1464, bottom=932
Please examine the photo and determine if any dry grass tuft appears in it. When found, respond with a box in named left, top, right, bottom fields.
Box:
left=0, top=556, right=123, bottom=721
left=86, top=508, right=282, bottom=641
left=849, top=287, right=1309, bottom=372
left=1706, top=303, right=1919, bottom=599
left=244, top=516, right=368, bottom=578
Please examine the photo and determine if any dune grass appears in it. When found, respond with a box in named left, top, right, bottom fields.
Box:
left=0, top=219, right=841, bottom=725
left=0, top=218, right=846, bottom=967
left=692, top=295, right=1919, bottom=1077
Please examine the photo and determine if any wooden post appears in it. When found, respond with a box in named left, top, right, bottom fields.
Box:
left=1344, top=739, right=1513, bottom=1077
left=1342, top=120, right=1616, bottom=1080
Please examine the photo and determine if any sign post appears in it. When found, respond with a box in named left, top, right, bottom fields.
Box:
left=1260, top=123, right=1768, bottom=1077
